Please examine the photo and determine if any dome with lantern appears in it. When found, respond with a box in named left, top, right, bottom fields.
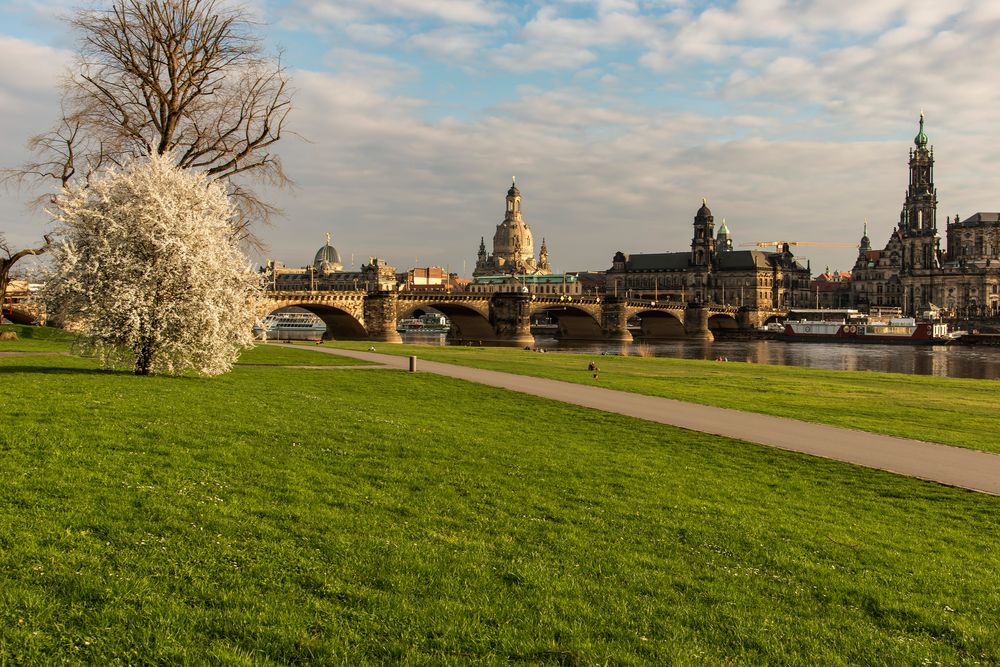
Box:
left=313, top=233, right=343, bottom=273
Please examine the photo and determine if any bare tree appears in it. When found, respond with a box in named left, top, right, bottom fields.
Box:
left=7, top=0, right=292, bottom=243
left=0, top=234, right=51, bottom=316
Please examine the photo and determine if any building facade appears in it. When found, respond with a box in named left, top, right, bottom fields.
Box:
left=852, top=115, right=1000, bottom=317
left=473, top=179, right=552, bottom=277
left=264, top=235, right=398, bottom=292
left=466, top=273, right=582, bottom=295
left=606, top=200, right=811, bottom=308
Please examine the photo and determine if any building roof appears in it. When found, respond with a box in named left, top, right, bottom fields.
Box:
left=313, top=241, right=341, bottom=269
left=914, top=112, right=929, bottom=148
left=716, top=250, right=772, bottom=270
left=696, top=198, right=712, bottom=220
left=625, top=252, right=690, bottom=271
left=814, top=270, right=852, bottom=282
left=957, top=212, right=1000, bottom=226
left=472, top=274, right=577, bottom=284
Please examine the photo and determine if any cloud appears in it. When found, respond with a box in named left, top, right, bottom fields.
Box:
left=408, top=26, right=491, bottom=60
left=282, top=0, right=503, bottom=31
left=4, top=1, right=1000, bottom=281
left=253, top=67, right=925, bottom=276
left=494, top=2, right=662, bottom=72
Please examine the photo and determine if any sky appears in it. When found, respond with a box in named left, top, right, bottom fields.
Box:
left=2, top=0, right=1000, bottom=278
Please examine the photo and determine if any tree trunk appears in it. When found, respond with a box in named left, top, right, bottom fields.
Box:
left=0, top=236, right=51, bottom=315
left=0, top=269, right=9, bottom=321
left=135, top=337, right=154, bottom=375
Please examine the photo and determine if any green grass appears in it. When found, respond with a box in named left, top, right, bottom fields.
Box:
left=0, top=325, right=365, bottom=368
left=1, top=353, right=999, bottom=664
left=0, top=323, right=77, bottom=353
left=322, top=341, right=1000, bottom=454
left=236, top=344, right=373, bottom=367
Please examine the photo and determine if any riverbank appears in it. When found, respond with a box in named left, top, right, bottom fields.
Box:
left=318, top=340, right=1000, bottom=454
left=2, top=328, right=999, bottom=663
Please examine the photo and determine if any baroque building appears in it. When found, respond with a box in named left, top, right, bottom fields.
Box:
left=606, top=199, right=811, bottom=308
left=473, top=179, right=552, bottom=277
left=264, top=234, right=397, bottom=292
left=852, top=114, right=1000, bottom=317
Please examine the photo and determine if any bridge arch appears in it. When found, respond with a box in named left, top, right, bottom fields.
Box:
left=400, top=300, right=493, bottom=342
left=3, top=307, right=38, bottom=325
left=265, top=303, right=368, bottom=340
left=529, top=303, right=603, bottom=340
left=631, top=309, right=685, bottom=339
left=707, top=313, right=740, bottom=336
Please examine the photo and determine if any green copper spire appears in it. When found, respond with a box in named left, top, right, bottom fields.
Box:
left=914, top=111, right=928, bottom=148
left=717, top=218, right=730, bottom=236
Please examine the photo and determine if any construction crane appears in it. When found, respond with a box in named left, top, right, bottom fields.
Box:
left=739, top=241, right=859, bottom=249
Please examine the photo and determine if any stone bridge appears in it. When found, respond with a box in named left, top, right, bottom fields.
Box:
left=2, top=290, right=44, bottom=325
left=264, top=290, right=785, bottom=345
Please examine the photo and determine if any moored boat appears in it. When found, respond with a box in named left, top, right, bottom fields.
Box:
left=255, top=312, right=327, bottom=341
left=782, top=316, right=950, bottom=344
left=397, top=312, right=451, bottom=334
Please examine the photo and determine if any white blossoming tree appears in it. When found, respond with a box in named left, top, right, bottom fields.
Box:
left=45, top=153, right=262, bottom=376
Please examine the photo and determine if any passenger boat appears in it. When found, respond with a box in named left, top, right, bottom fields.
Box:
left=255, top=312, right=327, bottom=341
left=782, top=316, right=950, bottom=344
left=397, top=313, right=451, bottom=334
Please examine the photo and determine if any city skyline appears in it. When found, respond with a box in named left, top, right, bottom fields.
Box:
left=2, top=0, right=999, bottom=277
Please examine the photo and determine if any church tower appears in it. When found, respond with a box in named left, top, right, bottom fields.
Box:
left=859, top=219, right=871, bottom=255
left=473, top=178, right=551, bottom=276
left=538, top=238, right=551, bottom=273
left=691, top=198, right=716, bottom=267
left=716, top=218, right=733, bottom=252
left=492, top=178, right=534, bottom=272
left=898, top=113, right=940, bottom=270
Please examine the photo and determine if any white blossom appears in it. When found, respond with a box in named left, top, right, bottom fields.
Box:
left=45, top=153, right=262, bottom=376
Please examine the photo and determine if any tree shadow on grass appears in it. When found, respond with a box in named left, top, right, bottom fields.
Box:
left=0, top=364, right=132, bottom=376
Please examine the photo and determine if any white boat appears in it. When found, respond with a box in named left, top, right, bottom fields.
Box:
left=255, top=312, right=326, bottom=341
left=398, top=312, right=451, bottom=334
left=782, top=316, right=950, bottom=344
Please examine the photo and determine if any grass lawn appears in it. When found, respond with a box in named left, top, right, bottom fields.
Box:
left=319, top=341, right=1000, bottom=454
left=0, top=325, right=366, bottom=368
left=1, top=350, right=999, bottom=664
left=0, top=323, right=77, bottom=353
left=235, top=344, right=374, bottom=367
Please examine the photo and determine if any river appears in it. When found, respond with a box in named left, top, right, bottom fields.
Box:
left=400, top=333, right=1000, bottom=380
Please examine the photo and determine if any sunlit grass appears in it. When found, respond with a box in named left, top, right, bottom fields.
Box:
left=1, top=351, right=998, bottom=663
left=320, top=341, right=1000, bottom=453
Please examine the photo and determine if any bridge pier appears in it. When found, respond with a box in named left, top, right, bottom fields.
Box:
left=684, top=303, right=715, bottom=341
left=601, top=296, right=634, bottom=342
left=489, top=292, right=535, bottom=347
left=364, top=291, right=403, bottom=343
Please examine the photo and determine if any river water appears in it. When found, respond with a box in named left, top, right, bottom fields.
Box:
left=400, top=333, right=1000, bottom=380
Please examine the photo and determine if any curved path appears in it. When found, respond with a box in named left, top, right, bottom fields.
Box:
left=279, top=345, right=1000, bottom=496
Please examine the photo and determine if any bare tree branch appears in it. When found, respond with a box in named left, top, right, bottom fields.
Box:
left=0, top=233, right=52, bottom=313
left=7, top=0, right=293, bottom=244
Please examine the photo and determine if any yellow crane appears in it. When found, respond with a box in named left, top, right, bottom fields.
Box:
left=739, top=241, right=859, bottom=249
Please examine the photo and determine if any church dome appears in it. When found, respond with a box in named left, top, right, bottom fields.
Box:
left=507, top=179, right=520, bottom=198
left=313, top=238, right=342, bottom=272
left=914, top=112, right=928, bottom=148
left=696, top=198, right=712, bottom=220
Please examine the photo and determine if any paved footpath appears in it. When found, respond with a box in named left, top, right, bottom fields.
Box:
left=279, top=345, right=1000, bottom=496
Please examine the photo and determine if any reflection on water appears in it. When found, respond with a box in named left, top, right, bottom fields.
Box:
left=399, top=332, right=1000, bottom=380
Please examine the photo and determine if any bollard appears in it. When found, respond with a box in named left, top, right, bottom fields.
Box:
left=408, top=355, right=417, bottom=373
